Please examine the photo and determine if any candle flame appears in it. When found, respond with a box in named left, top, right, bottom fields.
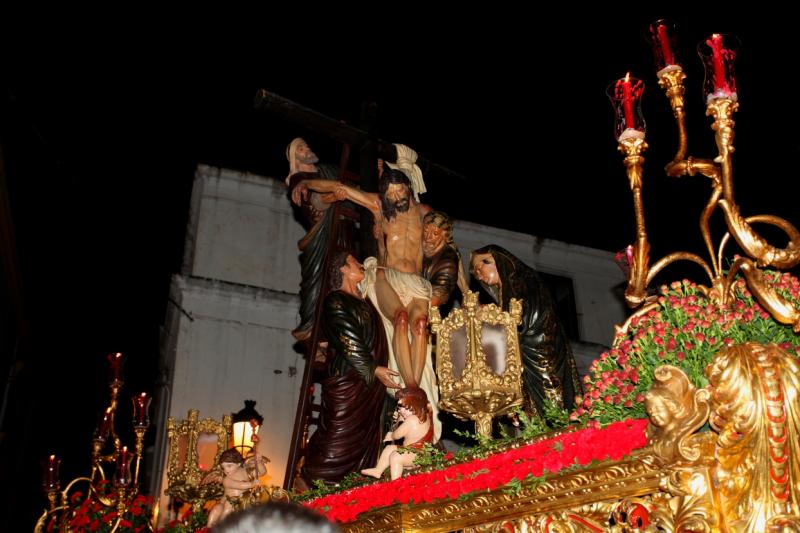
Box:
left=49, top=454, right=55, bottom=461
left=625, top=72, right=631, bottom=82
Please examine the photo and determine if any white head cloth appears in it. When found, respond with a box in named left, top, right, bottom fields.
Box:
left=285, top=137, right=305, bottom=185
left=386, top=143, right=426, bottom=201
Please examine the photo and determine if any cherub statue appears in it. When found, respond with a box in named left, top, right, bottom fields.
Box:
left=360, top=387, right=433, bottom=481
left=644, top=365, right=709, bottom=462
left=206, top=433, right=269, bottom=528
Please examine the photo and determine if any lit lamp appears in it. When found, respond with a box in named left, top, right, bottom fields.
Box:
left=231, top=400, right=263, bottom=456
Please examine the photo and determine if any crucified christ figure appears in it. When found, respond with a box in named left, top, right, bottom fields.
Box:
left=292, top=164, right=430, bottom=389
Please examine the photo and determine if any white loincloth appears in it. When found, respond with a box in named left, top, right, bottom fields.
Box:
left=359, top=257, right=441, bottom=442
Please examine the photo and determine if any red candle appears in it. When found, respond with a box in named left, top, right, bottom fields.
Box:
left=43, top=454, right=60, bottom=489
left=621, top=73, right=635, bottom=130
left=708, top=34, right=730, bottom=95
left=657, top=24, right=675, bottom=66
left=107, top=352, right=124, bottom=383
left=115, top=446, right=132, bottom=487
left=95, top=407, right=113, bottom=441
left=132, top=392, right=151, bottom=427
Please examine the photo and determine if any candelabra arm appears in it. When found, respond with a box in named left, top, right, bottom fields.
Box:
left=699, top=184, right=723, bottom=276
left=619, top=136, right=651, bottom=308
left=705, top=97, right=800, bottom=270
left=109, top=487, right=128, bottom=533
left=646, top=252, right=714, bottom=287
left=718, top=204, right=800, bottom=270
left=657, top=67, right=693, bottom=168
left=34, top=504, right=70, bottom=533
left=133, top=426, right=147, bottom=487
left=707, top=98, right=738, bottom=192
left=729, top=257, right=800, bottom=332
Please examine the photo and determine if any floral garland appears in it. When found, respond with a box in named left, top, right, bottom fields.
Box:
left=303, top=418, right=648, bottom=523
left=572, top=270, right=800, bottom=425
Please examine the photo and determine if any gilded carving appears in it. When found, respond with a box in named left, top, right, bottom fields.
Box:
left=165, top=409, right=232, bottom=510
left=644, top=366, right=710, bottom=463
left=707, top=343, right=800, bottom=530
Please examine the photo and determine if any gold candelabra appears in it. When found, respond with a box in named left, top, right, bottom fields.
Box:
left=610, top=22, right=800, bottom=332
left=35, top=352, right=153, bottom=533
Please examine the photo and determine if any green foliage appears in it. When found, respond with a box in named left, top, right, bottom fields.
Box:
left=293, top=472, right=375, bottom=503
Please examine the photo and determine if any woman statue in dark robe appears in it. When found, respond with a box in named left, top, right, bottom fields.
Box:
left=470, top=244, right=582, bottom=418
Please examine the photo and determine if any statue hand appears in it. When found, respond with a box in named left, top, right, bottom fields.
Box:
left=375, top=366, right=401, bottom=389
left=291, top=182, right=309, bottom=205
left=333, top=185, right=348, bottom=201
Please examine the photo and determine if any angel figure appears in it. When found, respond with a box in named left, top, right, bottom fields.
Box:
left=205, top=433, right=269, bottom=527
left=360, top=387, right=432, bottom=480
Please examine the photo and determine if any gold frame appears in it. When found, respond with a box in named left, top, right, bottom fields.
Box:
left=165, top=409, right=232, bottom=510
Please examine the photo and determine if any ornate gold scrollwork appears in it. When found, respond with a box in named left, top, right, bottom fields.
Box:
left=644, top=366, right=710, bottom=464
left=707, top=343, right=800, bottom=530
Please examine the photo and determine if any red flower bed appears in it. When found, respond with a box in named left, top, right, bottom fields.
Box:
left=304, top=418, right=648, bottom=523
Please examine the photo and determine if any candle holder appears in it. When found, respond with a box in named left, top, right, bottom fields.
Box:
left=647, top=19, right=681, bottom=75
left=41, top=455, right=61, bottom=512
left=607, top=74, right=646, bottom=142
left=697, top=33, right=739, bottom=103
left=613, top=23, right=800, bottom=334
left=34, top=354, right=153, bottom=533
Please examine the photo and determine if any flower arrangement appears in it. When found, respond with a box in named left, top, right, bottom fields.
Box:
left=572, top=270, right=800, bottom=425
left=44, top=480, right=153, bottom=533
left=302, top=418, right=648, bottom=523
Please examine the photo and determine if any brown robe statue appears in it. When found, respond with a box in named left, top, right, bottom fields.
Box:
left=301, top=288, right=389, bottom=484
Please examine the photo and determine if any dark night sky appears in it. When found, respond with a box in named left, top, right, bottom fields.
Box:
left=2, top=10, right=799, bottom=528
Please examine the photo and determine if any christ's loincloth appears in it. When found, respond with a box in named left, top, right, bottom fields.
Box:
left=359, top=257, right=441, bottom=442
left=381, top=266, right=432, bottom=307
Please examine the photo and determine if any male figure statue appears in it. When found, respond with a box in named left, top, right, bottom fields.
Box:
left=292, top=151, right=429, bottom=389
left=285, top=138, right=353, bottom=341
left=301, top=250, right=398, bottom=485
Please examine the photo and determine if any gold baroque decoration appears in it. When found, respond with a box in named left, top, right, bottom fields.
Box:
left=341, top=449, right=669, bottom=533
left=616, top=62, right=800, bottom=334
left=430, top=289, right=524, bottom=437
left=341, top=342, right=800, bottom=531
left=165, top=409, right=232, bottom=511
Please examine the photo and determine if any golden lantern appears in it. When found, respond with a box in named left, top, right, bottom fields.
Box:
left=430, top=289, right=524, bottom=437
